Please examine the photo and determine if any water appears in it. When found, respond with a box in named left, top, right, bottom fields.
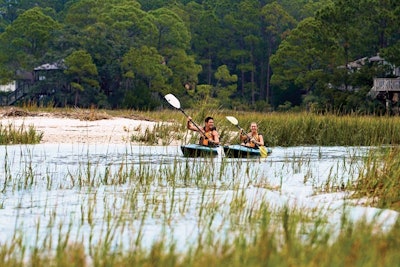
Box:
left=0, top=144, right=398, bottom=253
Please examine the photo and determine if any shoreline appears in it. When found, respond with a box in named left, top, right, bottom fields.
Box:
left=0, top=109, right=161, bottom=145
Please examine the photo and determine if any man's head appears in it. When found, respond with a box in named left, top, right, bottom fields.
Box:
left=205, top=116, right=214, bottom=123
left=205, top=116, right=215, bottom=130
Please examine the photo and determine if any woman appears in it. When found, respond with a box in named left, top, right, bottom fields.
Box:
left=240, top=122, right=264, bottom=148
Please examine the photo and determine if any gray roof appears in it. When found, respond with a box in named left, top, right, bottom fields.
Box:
left=34, top=60, right=65, bottom=71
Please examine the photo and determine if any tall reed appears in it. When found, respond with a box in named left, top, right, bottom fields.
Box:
left=227, top=112, right=400, bottom=146
left=353, top=147, right=400, bottom=210
left=128, top=110, right=400, bottom=147
left=1, top=146, right=399, bottom=266
left=8, top=107, right=400, bottom=147
left=0, top=123, right=43, bottom=145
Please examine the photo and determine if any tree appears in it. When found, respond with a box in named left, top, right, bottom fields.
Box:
left=381, top=42, right=400, bottom=67
left=276, top=0, right=332, bottom=21
left=185, top=2, right=221, bottom=85
left=270, top=18, right=337, bottom=93
left=166, top=48, right=202, bottom=94
left=223, top=0, right=260, bottom=104
left=362, top=0, right=400, bottom=50
left=261, top=1, right=297, bottom=104
left=213, top=65, right=238, bottom=108
left=61, top=0, right=160, bottom=106
left=64, top=50, right=99, bottom=106
left=149, top=7, right=190, bottom=53
left=149, top=7, right=202, bottom=94
left=122, top=45, right=172, bottom=91
left=0, top=7, right=60, bottom=76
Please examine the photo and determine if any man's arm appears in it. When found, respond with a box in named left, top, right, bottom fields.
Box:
left=187, top=117, right=198, bottom=132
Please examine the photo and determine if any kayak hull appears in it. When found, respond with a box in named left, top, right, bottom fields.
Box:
left=181, top=144, right=219, bottom=157
left=180, top=144, right=272, bottom=158
left=223, top=144, right=272, bottom=158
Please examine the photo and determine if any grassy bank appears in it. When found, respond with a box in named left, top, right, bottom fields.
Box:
left=217, top=112, right=400, bottom=147
left=3, top=107, right=400, bottom=146
left=129, top=110, right=400, bottom=147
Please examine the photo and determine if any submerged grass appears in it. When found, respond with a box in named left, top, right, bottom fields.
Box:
left=0, top=205, right=398, bottom=266
left=1, top=145, right=399, bottom=266
left=2, top=107, right=400, bottom=265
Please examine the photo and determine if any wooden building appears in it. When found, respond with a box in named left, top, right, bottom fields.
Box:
left=0, top=61, right=65, bottom=106
left=368, top=78, right=400, bottom=113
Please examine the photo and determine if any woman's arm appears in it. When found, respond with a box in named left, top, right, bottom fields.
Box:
left=239, top=130, right=250, bottom=142
left=258, top=134, right=264, bottom=146
left=251, top=134, right=264, bottom=146
left=211, top=130, right=220, bottom=145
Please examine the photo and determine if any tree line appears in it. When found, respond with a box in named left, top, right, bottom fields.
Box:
left=0, top=0, right=399, bottom=113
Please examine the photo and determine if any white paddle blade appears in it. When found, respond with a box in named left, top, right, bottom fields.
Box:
left=164, top=94, right=181, bottom=109
left=226, top=116, right=238, bottom=126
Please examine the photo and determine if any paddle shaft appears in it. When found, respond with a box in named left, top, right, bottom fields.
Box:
left=226, top=115, right=267, bottom=157
left=236, top=124, right=252, bottom=142
left=179, top=108, right=210, bottom=140
left=238, top=124, right=262, bottom=147
left=165, top=93, right=222, bottom=154
left=164, top=93, right=209, bottom=140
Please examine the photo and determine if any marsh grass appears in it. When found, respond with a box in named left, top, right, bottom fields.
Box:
left=0, top=123, right=43, bottom=145
left=0, top=147, right=399, bottom=266
left=2, top=107, right=400, bottom=266
left=354, top=147, right=400, bottom=210
left=1, top=205, right=399, bottom=266
left=122, top=110, right=400, bottom=147
left=5, top=107, right=400, bottom=147
left=131, top=122, right=185, bottom=145
left=212, top=112, right=400, bottom=146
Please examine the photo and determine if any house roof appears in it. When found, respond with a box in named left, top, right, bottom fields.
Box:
left=368, top=55, right=384, bottom=62
left=34, top=60, right=65, bottom=71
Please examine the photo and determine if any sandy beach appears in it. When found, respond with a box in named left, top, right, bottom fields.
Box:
left=0, top=108, right=160, bottom=144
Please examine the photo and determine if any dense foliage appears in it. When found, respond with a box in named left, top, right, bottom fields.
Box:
left=0, top=0, right=399, bottom=113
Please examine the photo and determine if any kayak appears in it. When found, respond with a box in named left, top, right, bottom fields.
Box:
left=180, top=144, right=272, bottom=158
left=180, top=144, right=221, bottom=157
left=223, top=144, right=272, bottom=158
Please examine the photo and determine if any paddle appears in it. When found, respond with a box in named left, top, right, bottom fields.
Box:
left=226, top=116, right=268, bottom=158
left=164, top=93, right=221, bottom=147
left=164, top=93, right=206, bottom=137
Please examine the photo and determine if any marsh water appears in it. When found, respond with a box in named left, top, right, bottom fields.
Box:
left=0, top=144, right=398, bottom=253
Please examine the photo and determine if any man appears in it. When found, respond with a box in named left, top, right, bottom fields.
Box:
left=187, top=116, right=220, bottom=147
left=240, top=122, right=264, bottom=148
